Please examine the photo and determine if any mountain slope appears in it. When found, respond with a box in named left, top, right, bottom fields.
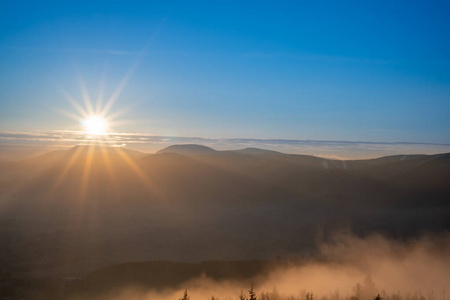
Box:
left=0, top=144, right=448, bottom=278
left=157, top=144, right=217, bottom=156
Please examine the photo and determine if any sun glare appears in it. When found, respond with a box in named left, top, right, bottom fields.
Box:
left=58, top=67, right=132, bottom=139
left=82, top=116, right=108, bottom=135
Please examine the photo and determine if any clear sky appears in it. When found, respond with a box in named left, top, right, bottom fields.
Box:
left=1, top=0, right=450, bottom=159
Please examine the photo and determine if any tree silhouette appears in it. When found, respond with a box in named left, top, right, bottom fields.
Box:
left=352, top=283, right=363, bottom=300
left=363, top=276, right=378, bottom=300
left=179, top=289, right=190, bottom=300
left=249, top=285, right=257, bottom=300
left=237, top=289, right=246, bottom=300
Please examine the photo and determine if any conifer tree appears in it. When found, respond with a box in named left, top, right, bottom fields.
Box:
left=179, top=289, right=190, bottom=300
left=249, top=285, right=257, bottom=300
left=237, top=289, right=246, bottom=300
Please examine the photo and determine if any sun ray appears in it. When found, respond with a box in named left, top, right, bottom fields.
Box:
left=57, top=86, right=89, bottom=118
left=50, top=145, right=84, bottom=193
left=57, top=22, right=166, bottom=137
left=95, top=65, right=108, bottom=115
left=100, top=72, right=131, bottom=117
left=100, top=41, right=150, bottom=117
left=95, top=82, right=105, bottom=116
left=77, top=74, right=95, bottom=116
left=53, top=39, right=167, bottom=202
left=4, top=154, right=66, bottom=202
left=113, top=147, right=164, bottom=200
left=104, top=107, right=130, bottom=122
left=79, top=145, right=94, bottom=200
left=57, top=108, right=84, bottom=122
left=100, top=146, right=118, bottom=186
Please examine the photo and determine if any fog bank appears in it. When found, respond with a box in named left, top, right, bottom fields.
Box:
left=81, top=231, right=449, bottom=300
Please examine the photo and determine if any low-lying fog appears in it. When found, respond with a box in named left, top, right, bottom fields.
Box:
left=82, top=231, right=449, bottom=300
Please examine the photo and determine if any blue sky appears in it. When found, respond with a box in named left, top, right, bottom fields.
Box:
left=1, top=0, right=450, bottom=157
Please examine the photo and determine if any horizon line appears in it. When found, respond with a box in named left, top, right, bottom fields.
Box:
left=1, top=130, right=450, bottom=147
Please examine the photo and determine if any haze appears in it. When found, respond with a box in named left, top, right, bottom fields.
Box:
left=0, top=1, right=449, bottom=300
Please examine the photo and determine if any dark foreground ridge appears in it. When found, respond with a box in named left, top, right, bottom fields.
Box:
left=68, top=260, right=273, bottom=298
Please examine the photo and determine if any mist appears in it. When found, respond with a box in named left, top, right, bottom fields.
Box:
left=76, top=231, right=450, bottom=300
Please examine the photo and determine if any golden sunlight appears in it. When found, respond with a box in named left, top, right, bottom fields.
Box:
left=82, top=116, right=108, bottom=135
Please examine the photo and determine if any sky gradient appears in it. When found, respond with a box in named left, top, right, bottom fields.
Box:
left=1, top=0, right=450, bottom=159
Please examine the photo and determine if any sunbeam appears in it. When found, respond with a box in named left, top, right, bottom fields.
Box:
left=114, top=146, right=164, bottom=200
left=80, top=144, right=94, bottom=200
left=77, top=73, right=95, bottom=116
left=50, top=145, right=83, bottom=193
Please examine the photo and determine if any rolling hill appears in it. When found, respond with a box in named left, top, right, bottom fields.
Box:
left=0, top=144, right=449, bottom=281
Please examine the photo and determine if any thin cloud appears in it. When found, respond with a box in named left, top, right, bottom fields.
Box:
left=2, top=130, right=450, bottom=146
left=1, top=130, right=449, bottom=159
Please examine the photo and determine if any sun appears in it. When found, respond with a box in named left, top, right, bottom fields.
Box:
left=58, top=71, right=132, bottom=139
left=82, top=116, right=108, bottom=135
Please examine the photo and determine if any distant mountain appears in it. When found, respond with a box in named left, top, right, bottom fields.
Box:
left=0, top=144, right=449, bottom=280
left=157, top=144, right=217, bottom=155
left=228, top=147, right=283, bottom=155
left=18, top=144, right=145, bottom=164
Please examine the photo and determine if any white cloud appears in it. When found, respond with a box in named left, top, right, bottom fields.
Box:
left=0, top=130, right=449, bottom=160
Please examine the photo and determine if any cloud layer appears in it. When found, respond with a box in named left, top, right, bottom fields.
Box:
left=1, top=130, right=450, bottom=161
